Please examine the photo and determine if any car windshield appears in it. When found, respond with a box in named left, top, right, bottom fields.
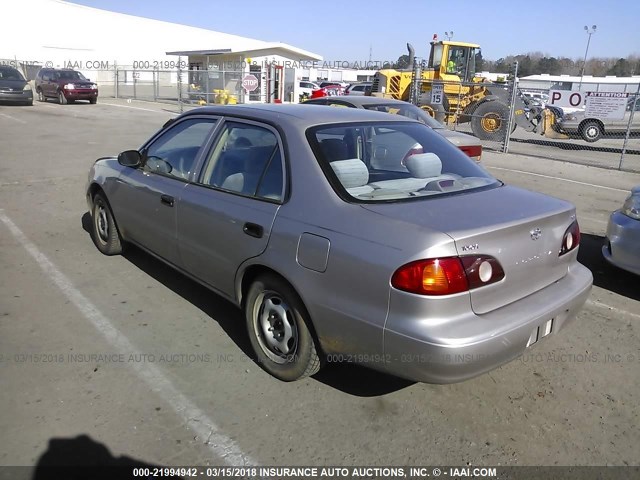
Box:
left=0, top=67, right=25, bottom=81
left=58, top=71, right=87, bottom=81
left=361, top=103, right=444, bottom=129
left=309, top=121, right=498, bottom=202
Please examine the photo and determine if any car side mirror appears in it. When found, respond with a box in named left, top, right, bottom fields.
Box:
left=118, top=150, right=142, bottom=167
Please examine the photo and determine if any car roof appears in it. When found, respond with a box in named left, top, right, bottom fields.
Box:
left=180, top=104, right=418, bottom=129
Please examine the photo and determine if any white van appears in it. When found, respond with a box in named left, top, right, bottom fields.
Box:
left=522, top=91, right=549, bottom=107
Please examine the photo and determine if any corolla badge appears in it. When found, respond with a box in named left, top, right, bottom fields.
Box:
left=530, top=228, right=542, bottom=241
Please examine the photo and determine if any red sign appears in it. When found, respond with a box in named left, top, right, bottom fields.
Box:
left=242, top=74, right=259, bottom=92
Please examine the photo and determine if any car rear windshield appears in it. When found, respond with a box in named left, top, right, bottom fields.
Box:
left=309, top=121, right=498, bottom=202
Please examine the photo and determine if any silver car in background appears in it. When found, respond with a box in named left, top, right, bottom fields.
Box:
left=86, top=104, right=592, bottom=383
left=603, top=186, right=640, bottom=275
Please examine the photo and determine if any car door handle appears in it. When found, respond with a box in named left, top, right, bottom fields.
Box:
left=160, top=194, right=174, bottom=207
left=243, top=222, right=263, bottom=239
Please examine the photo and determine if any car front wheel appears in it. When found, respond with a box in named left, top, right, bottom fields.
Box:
left=91, top=192, right=123, bottom=255
left=58, top=91, right=67, bottom=105
left=37, top=89, right=45, bottom=102
left=245, top=274, right=321, bottom=381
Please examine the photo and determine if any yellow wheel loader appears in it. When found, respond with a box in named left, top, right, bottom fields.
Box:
left=370, top=38, right=565, bottom=141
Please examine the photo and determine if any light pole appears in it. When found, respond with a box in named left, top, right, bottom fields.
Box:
left=579, top=25, right=597, bottom=89
left=445, top=31, right=454, bottom=41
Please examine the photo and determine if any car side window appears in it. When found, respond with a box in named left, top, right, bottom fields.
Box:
left=143, top=118, right=217, bottom=180
left=200, top=122, right=284, bottom=201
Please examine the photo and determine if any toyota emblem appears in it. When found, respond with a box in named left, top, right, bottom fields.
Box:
left=530, top=228, right=542, bottom=240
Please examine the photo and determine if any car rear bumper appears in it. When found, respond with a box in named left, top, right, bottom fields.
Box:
left=383, top=263, right=593, bottom=383
left=602, top=210, right=640, bottom=275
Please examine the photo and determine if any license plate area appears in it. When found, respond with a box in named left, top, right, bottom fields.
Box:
left=526, top=318, right=554, bottom=348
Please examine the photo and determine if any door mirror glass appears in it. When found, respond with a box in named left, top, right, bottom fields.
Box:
left=118, top=150, right=142, bottom=167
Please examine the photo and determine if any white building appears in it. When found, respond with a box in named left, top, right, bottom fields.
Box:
left=1, top=0, right=374, bottom=103
left=519, top=74, right=640, bottom=94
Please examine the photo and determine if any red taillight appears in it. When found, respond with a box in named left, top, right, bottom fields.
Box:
left=458, top=144, right=482, bottom=161
left=392, top=255, right=505, bottom=296
left=559, top=221, right=580, bottom=256
left=391, top=258, right=468, bottom=295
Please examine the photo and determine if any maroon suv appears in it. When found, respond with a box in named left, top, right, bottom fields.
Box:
left=35, top=68, right=98, bottom=104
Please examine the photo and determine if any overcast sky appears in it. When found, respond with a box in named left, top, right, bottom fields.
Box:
left=70, top=0, right=640, bottom=63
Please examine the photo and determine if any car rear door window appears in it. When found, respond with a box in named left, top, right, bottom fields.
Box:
left=199, top=121, right=284, bottom=201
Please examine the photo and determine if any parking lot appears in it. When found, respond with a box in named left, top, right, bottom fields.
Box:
left=1, top=99, right=639, bottom=470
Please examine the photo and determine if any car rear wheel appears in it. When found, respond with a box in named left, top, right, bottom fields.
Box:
left=245, top=274, right=321, bottom=381
left=580, top=120, right=602, bottom=142
left=91, top=192, right=123, bottom=255
left=58, top=91, right=67, bottom=105
left=37, top=89, right=45, bottom=102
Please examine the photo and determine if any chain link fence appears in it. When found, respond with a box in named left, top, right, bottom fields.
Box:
left=401, top=61, right=640, bottom=172
left=103, top=66, right=247, bottom=107
left=4, top=57, right=639, bottom=172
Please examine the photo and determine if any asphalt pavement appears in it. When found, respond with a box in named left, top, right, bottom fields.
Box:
left=1, top=98, right=639, bottom=471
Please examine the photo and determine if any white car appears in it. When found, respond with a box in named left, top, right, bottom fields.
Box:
left=299, top=81, right=319, bottom=100
left=345, top=82, right=372, bottom=96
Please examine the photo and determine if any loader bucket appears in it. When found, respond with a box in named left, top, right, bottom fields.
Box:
left=541, top=108, right=569, bottom=139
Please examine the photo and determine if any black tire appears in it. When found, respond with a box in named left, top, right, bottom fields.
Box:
left=37, top=89, right=45, bottom=102
left=471, top=101, right=510, bottom=141
left=419, top=94, right=449, bottom=123
left=580, top=120, right=602, bottom=143
left=91, top=192, right=123, bottom=255
left=89, top=97, right=97, bottom=104
left=420, top=102, right=447, bottom=123
left=245, top=274, right=321, bottom=381
left=58, top=90, right=67, bottom=105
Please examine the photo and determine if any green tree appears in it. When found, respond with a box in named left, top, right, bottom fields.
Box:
left=514, top=55, right=533, bottom=77
left=494, top=57, right=511, bottom=74
left=394, top=54, right=411, bottom=69
left=538, top=57, right=562, bottom=75
left=607, top=58, right=632, bottom=76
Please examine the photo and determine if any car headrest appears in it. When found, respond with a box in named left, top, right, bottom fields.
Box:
left=405, top=152, right=442, bottom=178
left=330, top=159, right=369, bottom=188
left=320, top=138, right=349, bottom=161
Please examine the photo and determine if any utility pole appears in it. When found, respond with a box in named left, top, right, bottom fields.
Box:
left=579, top=25, right=597, bottom=90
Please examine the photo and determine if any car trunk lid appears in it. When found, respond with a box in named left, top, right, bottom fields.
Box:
left=362, top=185, right=577, bottom=314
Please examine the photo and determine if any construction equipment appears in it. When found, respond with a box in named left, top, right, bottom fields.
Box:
left=370, top=36, right=563, bottom=141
